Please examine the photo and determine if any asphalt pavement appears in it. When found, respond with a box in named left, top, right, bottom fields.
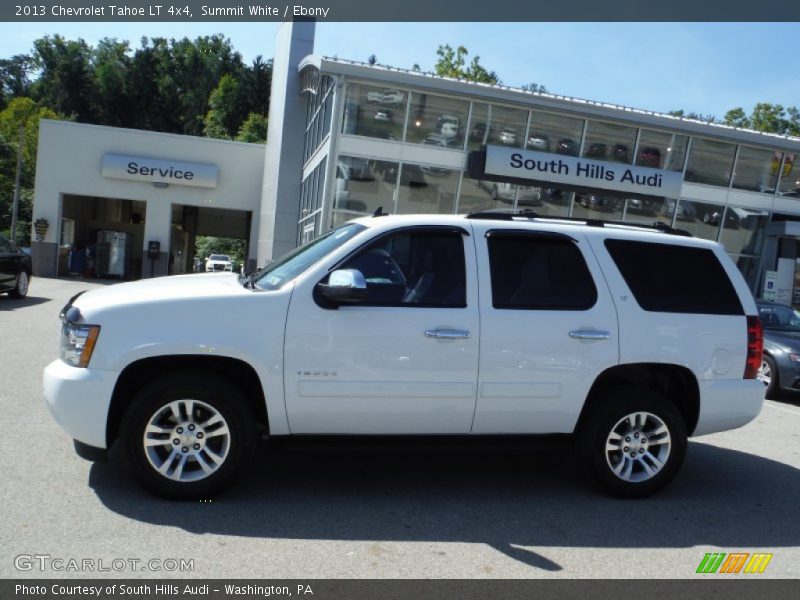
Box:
left=1, top=277, right=799, bottom=579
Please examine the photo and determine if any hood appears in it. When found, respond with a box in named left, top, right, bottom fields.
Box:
left=73, top=273, right=247, bottom=315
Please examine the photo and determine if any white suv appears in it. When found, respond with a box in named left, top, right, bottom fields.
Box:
left=44, top=212, right=764, bottom=499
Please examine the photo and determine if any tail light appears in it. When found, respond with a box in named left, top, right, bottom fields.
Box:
left=744, top=316, right=763, bottom=379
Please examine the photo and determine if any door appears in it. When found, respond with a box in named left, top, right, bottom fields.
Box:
left=0, top=236, right=15, bottom=290
left=284, top=225, right=479, bottom=434
left=472, top=227, right=619, bottom=433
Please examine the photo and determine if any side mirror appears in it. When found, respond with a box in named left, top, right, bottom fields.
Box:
left=316, top=269, right=368, bottom=304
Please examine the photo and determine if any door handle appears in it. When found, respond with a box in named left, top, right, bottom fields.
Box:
left=569, top=330, right=611, bottom=340
left=424, top=329, right=471, bottom=339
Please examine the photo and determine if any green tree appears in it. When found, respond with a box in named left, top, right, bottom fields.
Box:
left=0, top=54, right=33, bottom=109
left=521, top=82, right=549, bottom=93
left=236, top=112, right=268, bottom=143
left=434, top=44, right=499, bottom=84
left=30, top=35, right=96, bottom=121
left=723, top=107, right=749, bottom=128
left=0, top=97, right=64, bottom=243
left=203, top=74, right=244, bottom=139
left=92, top=38, right=133, bottom=127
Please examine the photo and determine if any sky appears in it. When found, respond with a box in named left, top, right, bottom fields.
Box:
left=0, top=21, right=797, bottom=119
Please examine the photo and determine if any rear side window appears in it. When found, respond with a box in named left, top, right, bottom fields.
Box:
left=487, top=233, right=597, bottom=310
left=604, top=239, right=743, bottom=315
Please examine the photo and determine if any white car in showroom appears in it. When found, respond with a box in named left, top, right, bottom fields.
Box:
left=205, top=254, right=233, bottom=273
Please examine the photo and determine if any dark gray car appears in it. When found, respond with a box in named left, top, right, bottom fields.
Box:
left=0, top=233, right=31, bottom=298
left=756, top=301, right=800, bottom=398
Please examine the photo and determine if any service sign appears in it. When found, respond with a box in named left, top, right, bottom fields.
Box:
left=101, top=154, right=218, bottom=189
left=483, top=145, right=683, bottom=199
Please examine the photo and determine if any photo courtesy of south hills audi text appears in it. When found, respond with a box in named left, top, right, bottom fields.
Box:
left=15, top=583, right=315, bottom=597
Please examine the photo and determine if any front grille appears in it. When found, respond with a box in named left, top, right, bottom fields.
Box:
left=213, top=264, right=225, bottom=271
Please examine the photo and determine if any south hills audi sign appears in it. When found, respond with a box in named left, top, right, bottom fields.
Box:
left=471, top=145, right=683, bottom=199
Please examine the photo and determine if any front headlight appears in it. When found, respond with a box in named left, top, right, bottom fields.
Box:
left=60, top=322, right=101, bottom=368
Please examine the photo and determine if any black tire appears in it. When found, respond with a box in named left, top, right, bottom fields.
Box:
left=120, top=370, right=257, bottom=500
left=576, top=386, right=687, bottom=499
left=8, top=270, right=29, bottom=299
left=761, top=355, right=779, bottom=400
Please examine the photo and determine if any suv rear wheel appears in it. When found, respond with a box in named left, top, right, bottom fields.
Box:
left=121, top=371, right=257, bottom=499
left=577, top=387, right=687, bottom=498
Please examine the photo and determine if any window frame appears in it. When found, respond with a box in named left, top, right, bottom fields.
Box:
left=322, top=225, right=471, bottom=309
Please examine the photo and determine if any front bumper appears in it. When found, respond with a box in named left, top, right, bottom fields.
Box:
left=693, top=379, right=764, bottom=436
left=43, top=359, right=119, bottom=449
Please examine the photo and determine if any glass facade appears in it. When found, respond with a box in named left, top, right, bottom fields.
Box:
left=526, top=110, right=584, bottom=156
left=732, top=146, right=782, bottom=192
left=309, top=74, right=800, bottom=298
left=396, top=164, right=458, bottom=214
left=778, top=153, right=799, bottom=197
left=342, top=82, right=408, bottom=141
left=467, top=103, right=528, bottom=150
left=581, top=121, right=636, bottom=164
left=635, top=129, right=689, bottom=171
left=406, top=92, right=469, bottom=148
left=684, top=138, right=737, bottom=186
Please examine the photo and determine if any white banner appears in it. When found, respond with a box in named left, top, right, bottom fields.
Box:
left=483, top=145, right=682, bottom=198
left=101, top=154, right=218, bottom=188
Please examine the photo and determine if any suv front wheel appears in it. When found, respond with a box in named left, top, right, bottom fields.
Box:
left=577, top=387, right=687, bottom=498
left=121, top=371, right=257, bottom=499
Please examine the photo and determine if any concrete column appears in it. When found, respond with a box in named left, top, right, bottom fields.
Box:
left=257, top=20, right=315, bottom=266
left=141, top=199, right=171, bottom=278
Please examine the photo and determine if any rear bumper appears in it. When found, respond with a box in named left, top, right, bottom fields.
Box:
left=44, top=359, right=119, bottom=449
left=693, top=379, right=764, bottom=436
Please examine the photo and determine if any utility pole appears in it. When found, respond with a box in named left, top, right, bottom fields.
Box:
left=10, top=124, right=24, bottom=244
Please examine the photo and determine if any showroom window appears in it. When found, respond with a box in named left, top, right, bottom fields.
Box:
left=341, top=82, right=408, bottom=141
left=459, top=178, right=515, bottom=213
left=635, top=129, right=689, bottom=171
left=304, top=76, right=335, bottom=164
left=467, top=103, right=528, bottom=150
left=665, top=200, right=721, bottom=241
left=396, top=164, right=458, bottom=214
left=684, top=138, right=737, bottom=187
left=406, top=92, right=470, bottom=148
left=778, top=153, right=799, bottom=197
left=331, top=155, right=399, bottom=224
left=487, top=232, right=597, bottom=310
left=338, top=228, right=467, bottom=307
left=732, top=146, right=782, bottom=192
left=571, top=192, right=624, bottom=221
left=526, top=110, right=585, bottom=156
left=718, top=207, right=769, bottom=257
left=581, top=120, right=637, bottom=164
left=622, top=197, right=672, bottom=227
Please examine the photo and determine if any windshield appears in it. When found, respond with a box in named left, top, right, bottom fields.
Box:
left=759, top=304, right=800, bottom=332
left=209, top=254, right=229, bottom=261
left=253, top=223, right=367, bottom=291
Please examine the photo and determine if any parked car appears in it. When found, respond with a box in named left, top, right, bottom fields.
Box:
left=660, top=199, right=697, bottom=221
left=577, top=194, right=621, bottom=212
left=637, top=147, right=662, bottom=168
left=381, top=90, right=405, bottom=106
left=437, top=114, right=461, bottom=139
left=373, top=110, right=392, bottom=122
left=756, top=301, right=800, bottom=398
left=585, top=143, right=608, bottom=159
left=205, top=254, right=233, bottom=272
left=45, top=212, right=764, bottom=500
left=555, top=138, right=579, bottom=156
left=497, top=128, right=518, bottom=146
left=0, top=233, right=31, bottom=298
left=526, top=133, right=550, bottom=151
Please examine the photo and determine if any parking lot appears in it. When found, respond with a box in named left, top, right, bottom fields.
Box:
left=1, top=277, right=799, bottom=579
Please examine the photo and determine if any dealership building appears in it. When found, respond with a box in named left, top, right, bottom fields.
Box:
left=30, top=22, right=800, bottom=302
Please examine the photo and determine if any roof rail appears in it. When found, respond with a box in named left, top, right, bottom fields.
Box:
left=465, top=210, right=692, bottom=237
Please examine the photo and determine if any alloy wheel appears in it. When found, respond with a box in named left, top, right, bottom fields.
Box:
left=604, top=411, right=672, bottom=483
left=143, top=399, right=231, bottom=482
